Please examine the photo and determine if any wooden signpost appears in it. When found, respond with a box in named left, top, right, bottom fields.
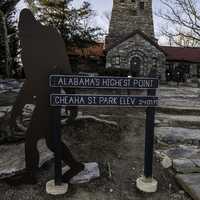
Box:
left=49, top=75, right=159, bottom=193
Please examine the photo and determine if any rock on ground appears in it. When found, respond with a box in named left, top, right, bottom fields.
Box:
left=156, top=145, right=200, bottom=160
left=173, top=158, right=200, bottom=174
left=62, top=162, right=100, bottom=184
left=176, top=173, right=200, bottom=200
left=0, top=139, right=53, bottom=179
left=155, top=127, right=200, bottom=145
left=161, top=155, right=172, bottom=169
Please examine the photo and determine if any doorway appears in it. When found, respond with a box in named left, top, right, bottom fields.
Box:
left=130, top=56, right=142, bottom=77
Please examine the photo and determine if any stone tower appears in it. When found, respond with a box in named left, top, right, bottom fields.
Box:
left=106, top=0, right=154, bottom=48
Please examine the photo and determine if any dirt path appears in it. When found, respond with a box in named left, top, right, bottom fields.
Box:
left=0, top=107, right=190, bottom=200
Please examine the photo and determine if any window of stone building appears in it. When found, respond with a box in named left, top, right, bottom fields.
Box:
left=112, top=57, right=115, bottom=65
left=129, top=8, right=137, bottom=16
left=140, top=1, right=145, bottom=10
left=115, top=56, right=120, bottom=65
left=112, top=56, right=120, bottom=65
left=166, top=63, right=174, bottom=72
left=131, top=9, right=137, bottom=15
left=185, top=64, right=190, bottom=74
left=179, top=63, right=190, bottom=74
left=197, top=65, right=200, bottom=78
left=120, top=0, right=125, bottom=3
left=152, top=57, right=158, bottom=67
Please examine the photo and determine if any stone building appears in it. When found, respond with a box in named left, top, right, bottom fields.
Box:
left=106, top=30, right=166, bottom=80
left=106, top=0, right=154, bottom=48
left=105, top=0, right=166, bottom=80
left=161, top=46, right=200, bottom=80
left=68, top=0, right=200, bottom=82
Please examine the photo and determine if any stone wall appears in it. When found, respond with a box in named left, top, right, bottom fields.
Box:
left=106, top=0, right=154, bottom=49
left=106, top=33, right=166, bottom=80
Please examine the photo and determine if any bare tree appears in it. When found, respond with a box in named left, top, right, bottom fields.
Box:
left=157, top=0, right=200, bottom=47
left=0, top=0, right=20, bottom=77
left=102, top=10, right=111, bottom=25
left=101, top=10, right=111, bottom=35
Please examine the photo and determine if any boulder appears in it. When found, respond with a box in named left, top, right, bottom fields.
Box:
left=173, top=158, right=200, bottom=173
left=176, top=174, right=200, bottom=200
left=0, top=139, right=53, bottom=179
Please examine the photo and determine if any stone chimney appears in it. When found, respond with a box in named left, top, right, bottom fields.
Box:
left=106, top=0, right=154, bottom=49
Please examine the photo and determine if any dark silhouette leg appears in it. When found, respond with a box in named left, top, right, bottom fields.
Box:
left=24, top=106, right=43, bottom=176
left=16, top=133, right=39, bottom=185
left=45, top=136, right=84, bottom=183
left=25, top=130, right=40, bottom=176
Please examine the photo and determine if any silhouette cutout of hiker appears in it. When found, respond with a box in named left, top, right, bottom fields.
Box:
left=7, top=9, right=84, bottom=185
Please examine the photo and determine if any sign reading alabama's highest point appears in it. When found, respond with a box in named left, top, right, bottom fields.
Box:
left=50, top=75, right=159, bottom=89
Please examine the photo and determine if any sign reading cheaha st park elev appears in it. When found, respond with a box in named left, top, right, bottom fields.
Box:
left=50, top=75, right=159, bottom=89
left=50, top=94, right=159, bottom=107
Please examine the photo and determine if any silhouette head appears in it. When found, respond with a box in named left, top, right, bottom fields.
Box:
left=18, top=9, right=47, bottom=82
left=19, top=9, right=40, bottom=37
left=18, top=8, right=70, bottom=85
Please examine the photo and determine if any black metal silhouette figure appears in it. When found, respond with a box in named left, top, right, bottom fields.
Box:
left=8, top=9, right=84, bottom=185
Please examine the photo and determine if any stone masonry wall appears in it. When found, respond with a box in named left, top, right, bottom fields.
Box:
left=106, top=0, right=154, bottom=49
left=106, top=33, right=166, bottom=80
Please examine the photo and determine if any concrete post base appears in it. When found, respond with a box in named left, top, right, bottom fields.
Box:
left=136, top=176, right=158, bottom=193
left=46, top=180, right=68, bottom=195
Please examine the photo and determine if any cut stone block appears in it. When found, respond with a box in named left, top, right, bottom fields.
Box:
left=155, top=127, right=200, bottom=145
left=0, top=139, right=53, bottom=178
left=173, top=158, right=200, bottom=173
left=192, top=159, right=200, bottom=168
left=161, top=155, right=172, bottom=169
left=156, top=145, right=200, bottom=160
left=0, top=106, right=12, bottom=113
left=0, top=111, right=6, bottom=118
left=62, top=162, right=100, bottom=184
left=176, top=174, right=200, bottom=200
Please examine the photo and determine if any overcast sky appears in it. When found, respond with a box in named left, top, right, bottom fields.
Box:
left=17, top=0, right=167, bottom=44
left=72, top=0, right=165, bottom=41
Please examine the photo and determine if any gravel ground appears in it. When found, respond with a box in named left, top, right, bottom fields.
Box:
left=0, top=80, right=196, bottom=199
left=0, top=107, right=191, bottom=200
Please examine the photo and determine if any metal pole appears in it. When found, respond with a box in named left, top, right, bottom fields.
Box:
left=49, top=76, right=62, bottom=186
left=144, top=88, right=156, bottom=178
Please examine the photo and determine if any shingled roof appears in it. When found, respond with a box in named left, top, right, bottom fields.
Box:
left=67, top=40, right=200, bottom=64
left=106, top=30, right=166, bottom=55
left=161, top=46, right=200, bottom=63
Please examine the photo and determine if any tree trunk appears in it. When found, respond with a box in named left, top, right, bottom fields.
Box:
left=0, top=10, right=11, bottom=78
